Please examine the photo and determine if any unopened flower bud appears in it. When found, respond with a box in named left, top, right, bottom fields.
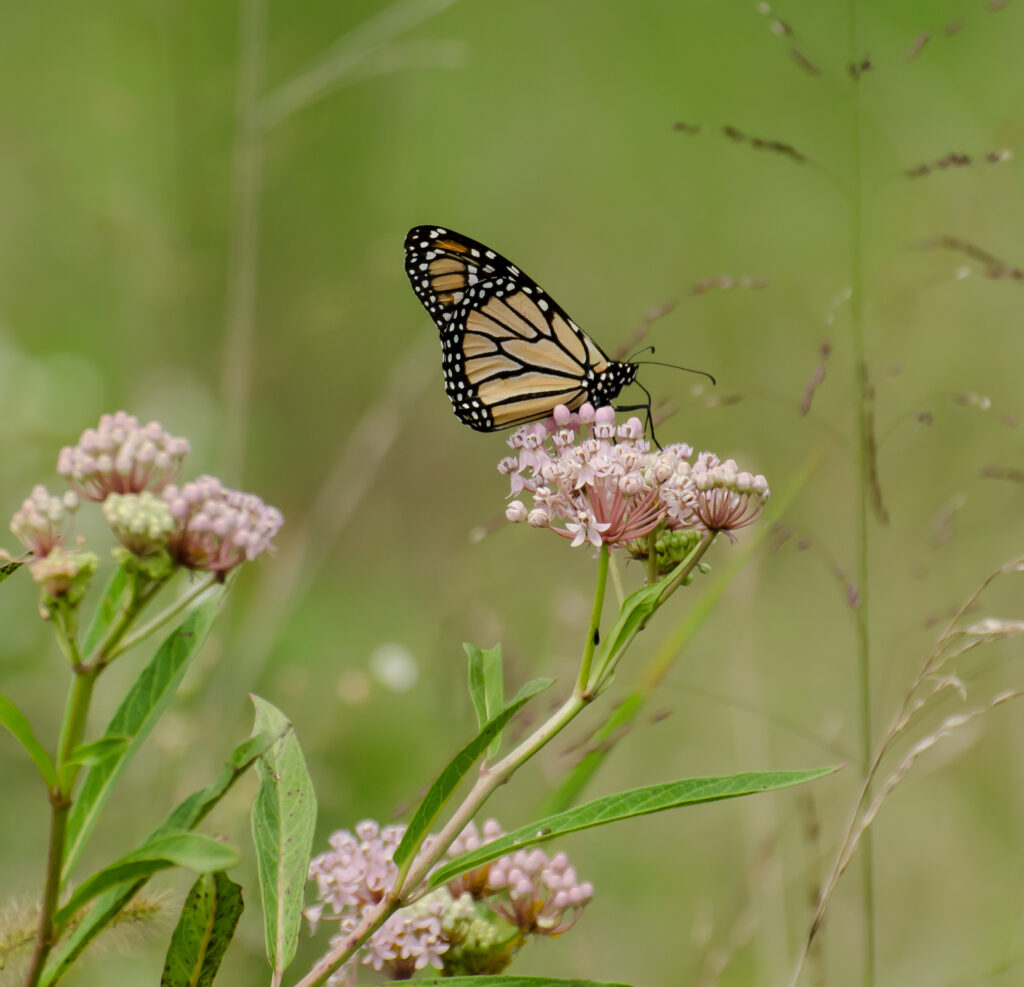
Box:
left=505, top=501, right=528, bottom=523
left=29, top=547, right=98, bottom=606
left=103, top=492, right=175, bottom=556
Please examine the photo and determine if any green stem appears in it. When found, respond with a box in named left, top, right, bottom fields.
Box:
left=108, top=574, right=218, bottom=661
left=592, top=531, right=715, bottom=696
left=88, top=577, right=155, bottom=667
left=646, top=530, right=658, bottom=586
left=847, top=0, right=876, bottom=980
left=23, top=793, right=69, bottom=987
left=607, top=551, right=625, bottom=607
left=576, top=544, right=610, bottom=694
left=23, top=619, right=100, bottom=987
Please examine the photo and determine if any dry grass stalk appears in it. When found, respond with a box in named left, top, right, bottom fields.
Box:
left=905, top=148, right=1011, bottom=178
left=611, top=299, right=678, bottom=360
left=914, top=235, right=1024, bottom=281
left=788, top=556, right=1024, bottom=985
left=723, top=124, right=808, bottom=163
left=799, top=342, right=831, bottom=417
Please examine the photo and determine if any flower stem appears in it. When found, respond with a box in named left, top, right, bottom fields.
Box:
left=592, top=531, right=715, bottom=695
left=108, top=574, right=218, bottom=661
left=577, top=544, right=610, bottom=694
left=646, top=530, right=658, bottom=586
left=23, top=620, right=100, bottom=987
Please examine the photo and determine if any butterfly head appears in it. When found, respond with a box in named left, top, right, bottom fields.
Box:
left=589, top=361, right=639, bottom=407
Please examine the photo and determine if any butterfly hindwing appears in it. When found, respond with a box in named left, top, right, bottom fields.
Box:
left=404, top=226, right=636, bottom=432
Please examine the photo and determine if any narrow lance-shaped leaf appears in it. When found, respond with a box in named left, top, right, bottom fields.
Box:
left=393, top=677, right=552, bottom=871
left=250, top=696, right=317, bottom=979
left=465, top=643, right=488, bottom=730
left=591, top=554, right=694, bottom=676
left=54, top=831, right=240, bottom=926
left=465, top=643, right=506, bottom=758
left=0, top=558, right=24, bottom=587
left=429, top=767, right=838, bottom=889
left=62, top=591, right=224, bottom=881
left=160, top=871, right=244, bottom=987
left=81, top=564, right=132, bottom=655
left=41, top=731, right=276, bottom=987
left=66, top=736, right=130, bottom=768
left=0, top=692, right=58, bottom=790
left=483, top=645, right=503, bottom=755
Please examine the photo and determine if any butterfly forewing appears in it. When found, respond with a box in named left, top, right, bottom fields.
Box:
left=404, top=225, right=630, bottom=432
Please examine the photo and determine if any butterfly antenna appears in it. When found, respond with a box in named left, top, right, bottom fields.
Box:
left=633, top=359, right=717, bottom=387
left=626, top=344, right=657, bottom=363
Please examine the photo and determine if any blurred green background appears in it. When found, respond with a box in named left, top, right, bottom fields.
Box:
left=2, top=0, right=1023, bottom=984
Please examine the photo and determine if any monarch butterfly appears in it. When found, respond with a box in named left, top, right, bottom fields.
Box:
left=403, top=225, right=652, bottom=433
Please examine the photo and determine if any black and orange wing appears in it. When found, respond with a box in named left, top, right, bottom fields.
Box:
left=404, top=226, right=619, bottom=431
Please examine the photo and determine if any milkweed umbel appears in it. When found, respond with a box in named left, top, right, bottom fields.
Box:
left=403, top=225, right=654, bottom=434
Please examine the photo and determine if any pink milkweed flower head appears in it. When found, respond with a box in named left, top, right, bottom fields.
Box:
left=485, top=846, right=594, bottom=936
left=499, top=405, right=696, bottom=549
left=10, top=485, right=80, bottom=557
left=308, top=817, right=592, bottom=982
left=161, top=475, right=283, bottom=573
left=662, top=451, right=771, bottom=538
left=57, top=411, right=190, bottom=502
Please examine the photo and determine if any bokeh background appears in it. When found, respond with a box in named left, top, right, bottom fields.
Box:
left=2, top=1, right=1023, bottom=984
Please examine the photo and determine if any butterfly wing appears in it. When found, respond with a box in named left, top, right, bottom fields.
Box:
left=404, top=225, right=618, bottom=431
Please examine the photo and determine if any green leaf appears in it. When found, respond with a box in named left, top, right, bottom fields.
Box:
left=81, top=564, right=132, bottom=655
left=250, top=696, right=317, bottom=979
left=0, top=558, right=24, bottom=586
left=66, top=736, right=130, bottom=768
left=160, top=872, right=244, bottom=987
left=429, top=767, right=838, bottom=889
left=62, top=592, right=224, bottom=881
left=41, top=731, right=276, bottom=986
left=464, top=642, right=505, bottom=758
left=54, top=831, right=240, bottom=926
left=465, top=643, right=488, bottom=730
left=416, top=978, right=630, bottom=987
left=393, top=677, right=552, bottom=872
left=0, top=692, right=58, bottom=789
left=592, top=579, right=665, bottom=674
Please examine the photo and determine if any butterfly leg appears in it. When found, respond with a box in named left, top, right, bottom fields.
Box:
left=614, top=379, right=662, bottom=448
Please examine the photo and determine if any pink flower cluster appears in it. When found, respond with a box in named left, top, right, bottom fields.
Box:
left=163, top=476, right=283, bottom=572
left=485, top=847, right=594, bottom=935
left=9, top=412, right=282, bottom=574
left=9, top=485, right=79, bottom=558
left=306, top=818, right=593, bottom=983
left=499, top=404, right=769, bottom=547
left=57, top=411, right=190, bottom=502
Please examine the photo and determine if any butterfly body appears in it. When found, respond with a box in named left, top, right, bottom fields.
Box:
left=404, top=225, right=639, bottom=432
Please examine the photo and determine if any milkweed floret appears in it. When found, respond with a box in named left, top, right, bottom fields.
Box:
left=161, top=476, right=283, bottom=572
left=57, top=411, right=190, bottom=502
left=10, top=485, right=80, bottom=557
